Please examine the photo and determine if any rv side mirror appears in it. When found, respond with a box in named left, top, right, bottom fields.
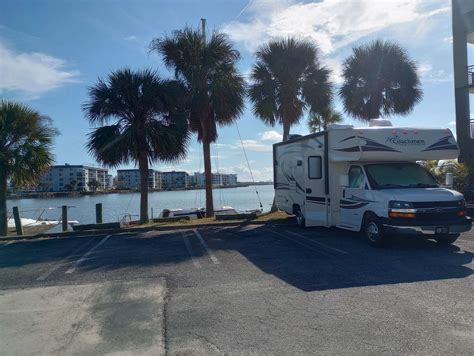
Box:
left=340, top=174, right=349, bottom=187
left=446, top=172, right=453, bottom=187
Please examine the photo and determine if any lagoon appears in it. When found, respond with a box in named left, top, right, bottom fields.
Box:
left=6, top=185, right=275, bottom=226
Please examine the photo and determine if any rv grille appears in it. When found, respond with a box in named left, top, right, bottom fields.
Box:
left=412, top=201, right=459, bottom=208
left=415, top=211, right=460, bottom=222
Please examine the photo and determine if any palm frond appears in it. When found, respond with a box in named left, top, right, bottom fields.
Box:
left=0, top=101, right=57, bottom=186
left=249, top=37, right=333, bottom=139
left=339, top=39, right=423, bottom=121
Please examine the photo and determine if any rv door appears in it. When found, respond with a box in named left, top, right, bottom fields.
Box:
left=304, top=155, right=328, bottom=227
left=340, top=165, right=368, bottom=230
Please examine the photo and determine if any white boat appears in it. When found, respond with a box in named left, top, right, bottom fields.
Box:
left=158, top=206, right=259, bottom=220
left=8, top=218, right=79, bottom=230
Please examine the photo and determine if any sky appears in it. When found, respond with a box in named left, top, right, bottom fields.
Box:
left=0, top=0, right=467, bottom=181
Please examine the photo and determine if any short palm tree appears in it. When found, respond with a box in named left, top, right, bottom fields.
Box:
left=83, top=68, right=190, bottom=224
left=249, top=38, right=332, bottom=141
left=151, top=27, right=245, bottom=217
left=0, top=101, right=57, bottom=236
left=308, top=108, right=343, bottom=133
left=339, top=39, right=423, bottom=120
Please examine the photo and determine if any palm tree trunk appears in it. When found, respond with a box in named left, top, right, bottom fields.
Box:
left=202, top=134, right=214, bottom=218
left=282, top=122, right=290, bottom=141
left=0, top=174, right=7, bottom=237
left=138, top=154, right=149, bottom=224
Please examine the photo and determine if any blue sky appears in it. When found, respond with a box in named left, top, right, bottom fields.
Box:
left=0, top=0, right=463, bottom=181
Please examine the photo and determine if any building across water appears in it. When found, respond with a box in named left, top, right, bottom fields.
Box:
left=116, top=169, right=162, bottom=190
left=160, top=171, right=189, bottom=190
left=189, top=172, right=238, bottom=188
left=37, top=164, right=109, bottom=192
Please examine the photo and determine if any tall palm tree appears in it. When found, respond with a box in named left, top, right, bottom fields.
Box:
left=308, top=108, right=343, bottom=133
left=83, top=68, right=190, bottom=224
left=249, top=38, right=332, bottom=141
left=151, top=27, right=245, bottom=217
left=0, top=101, right=57, bottom=236
left=339, top=39, right=423, bottom=121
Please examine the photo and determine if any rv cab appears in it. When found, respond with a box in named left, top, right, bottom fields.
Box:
left=273, top=120, right=472, bottom=246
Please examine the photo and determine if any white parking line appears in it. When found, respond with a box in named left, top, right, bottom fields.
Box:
left=286, top=230, right=348, bottom=255
left=0, top=241, right=14, bottom=249
left=182, top=233, right=201, bottom=268
left=267, top=229, right=333, bottom=258
left=65, top=235, right=111, bottom=274
left=193, top=229, right=220, bottom=265
left=37, top=239, right=96, bottom=281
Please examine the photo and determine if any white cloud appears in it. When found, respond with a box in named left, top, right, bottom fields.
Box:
left=259, top=130, right=283, bottom=141
left=237, top=139, right=273, bottom=152
left=124, top=35, right=138, bottom=41
left=443, top=36, right=453, bottom=44
left=224, top=0, right=449, bottom=55
left=418, top=62, right=453, bottom=84
left=0, top=41, right=79, bottom=97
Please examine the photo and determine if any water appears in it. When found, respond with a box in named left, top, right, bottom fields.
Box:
left=7, top=185, right=275, bottom=225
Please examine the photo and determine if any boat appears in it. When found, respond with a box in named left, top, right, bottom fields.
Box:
left=158, top=206, right=260, bottom=220
left=7, top=217, right=80, bottom=231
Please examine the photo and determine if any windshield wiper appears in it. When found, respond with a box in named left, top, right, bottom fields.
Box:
left=378, top=183, right=404, bottom=189
left=407, top=183, right=438, bottom=188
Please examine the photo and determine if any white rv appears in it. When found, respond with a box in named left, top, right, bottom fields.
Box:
left=273, top=119, right=472, bottom=246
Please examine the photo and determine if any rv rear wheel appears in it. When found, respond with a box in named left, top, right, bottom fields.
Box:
left=434, top=234, right=460, bottom=244
left=363, top=215, right=386, bottom=247
left=294, top=207, right=305, bottom=228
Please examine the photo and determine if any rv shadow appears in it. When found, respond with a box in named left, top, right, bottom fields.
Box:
left=204, top=224, right=474, bottom=292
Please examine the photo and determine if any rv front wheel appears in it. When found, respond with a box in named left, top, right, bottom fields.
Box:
left=363, top=215, right=386, bottom=247
left=294, top=207, right=305, bottom=228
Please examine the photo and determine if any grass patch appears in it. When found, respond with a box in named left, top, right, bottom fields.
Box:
left=136, top=210, right=293, bottom=228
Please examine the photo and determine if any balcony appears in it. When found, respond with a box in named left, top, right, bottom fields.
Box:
left=468, top=65, right=474, bottom=92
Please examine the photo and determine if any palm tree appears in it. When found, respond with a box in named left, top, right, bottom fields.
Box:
left=151, top=27, right=245, bottom=217
left=87, top=179, right=100, bottom=192
left=0, top=101, right=57, bottom=236
left=249, top=38, right=332, bottom=141
left=83, top=68, right=190, bottom=224
left=308, top=108, right=343, bottom=133
left=339, top=40, right=423, bottom=121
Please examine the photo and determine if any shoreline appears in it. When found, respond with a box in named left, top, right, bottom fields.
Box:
left=6, top=182, right=273, bottom=200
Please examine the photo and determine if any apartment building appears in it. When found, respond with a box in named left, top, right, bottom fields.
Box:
left=38, top=165, right=108, bottom=192
left=189, top=172, right=237, bottom=188
left=452, top=0, right=474, bottom=162
left=116, top=169, right=162, bottom=190
left=160, top=171, right=189, bottom=190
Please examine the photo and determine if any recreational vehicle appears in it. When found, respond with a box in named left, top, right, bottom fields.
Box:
left=273, top=119, right=472, bottom=246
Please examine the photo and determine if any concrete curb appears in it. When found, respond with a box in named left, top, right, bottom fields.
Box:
left=0, top=219, right=295, bottom=242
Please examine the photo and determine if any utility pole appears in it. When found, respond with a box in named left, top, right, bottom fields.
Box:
left=201, top=18, right=206, bottom=44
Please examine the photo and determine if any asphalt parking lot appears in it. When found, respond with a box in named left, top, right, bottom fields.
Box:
left=0, top=224, right=473, bottom=355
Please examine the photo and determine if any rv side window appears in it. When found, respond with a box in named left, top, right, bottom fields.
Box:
left=348, top=166, right=365, bottom=188
left=308, top=156, right=322, bottom=179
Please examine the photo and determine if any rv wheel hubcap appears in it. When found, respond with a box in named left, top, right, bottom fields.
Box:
left=297, top=215, right=303, bottom=225
left=367, top=222, right=379, bottom=240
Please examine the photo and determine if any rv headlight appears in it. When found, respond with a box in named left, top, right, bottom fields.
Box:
left=389, top=201, right=414, bottom=209
left=457, top=199, right=466, bottom=208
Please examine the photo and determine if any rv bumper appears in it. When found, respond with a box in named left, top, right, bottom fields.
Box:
left=382, top=216, right=472, bottom=236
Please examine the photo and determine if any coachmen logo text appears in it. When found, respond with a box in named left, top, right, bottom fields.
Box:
left=385, top=135, right=425, bottom=146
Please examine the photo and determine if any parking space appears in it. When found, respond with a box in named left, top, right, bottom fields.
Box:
left=0, top=225, right=473, bottom=354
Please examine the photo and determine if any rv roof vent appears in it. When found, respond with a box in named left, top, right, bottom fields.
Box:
left=287, top=134, right=302, bottom=140
left=369, top=118, right=393, bottom=127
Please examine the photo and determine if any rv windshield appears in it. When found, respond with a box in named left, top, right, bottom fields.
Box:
left=364, top=163, right=438, bottom=189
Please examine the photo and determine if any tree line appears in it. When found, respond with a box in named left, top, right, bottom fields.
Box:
left=0, top=24, right=427, bottom=235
